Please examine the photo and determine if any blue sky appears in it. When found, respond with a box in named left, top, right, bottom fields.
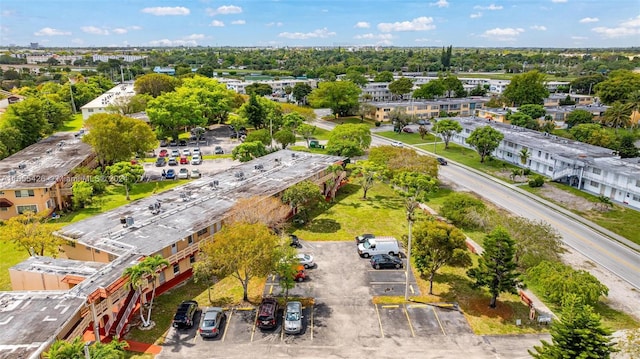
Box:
left=1, top=0, right=639, bottom=48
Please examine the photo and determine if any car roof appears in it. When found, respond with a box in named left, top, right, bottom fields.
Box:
left=286, top=301, right=301, bottom=310
left=203, top=307, right=223, bottom=318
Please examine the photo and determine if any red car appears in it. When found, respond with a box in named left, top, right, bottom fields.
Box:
left=294, top=265, right=306, bottom=282
left=179, top=156, right=188, bottom=164
left=159, top=149, right=169, bottom=157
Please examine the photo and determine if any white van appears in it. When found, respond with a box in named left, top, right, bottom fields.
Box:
left=357, top=236, right=400, bottom=258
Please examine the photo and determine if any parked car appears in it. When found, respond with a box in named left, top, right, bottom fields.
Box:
left=391, top=141, right=403, bottom=148
left=160, top=139, right=168, bottom=147
left=355, top=233, right=375, bottom=245
left=179, top=156, right=188, bottom=165
left=166, top=169, right=177, bottom=180
left=402, top=127, right=415, bottom=133
left=191, top=155, right=202, bottom=165
left=214, top=146, right=224, bottom=154
left=199, top=307, right=225, bottom=338
left=171, top=149, right=180, bottom=158
left=436, top=157, right=448, bottom=166
left=357, top=236, right=400, bottom=258
left=155, top=157, right=167, bottom=167
left=178, top=168, right=189, bottom=179
left=370, top=254, right=403, bottom=269
left=169, top=139, right=178, bottom=146
left=284, top=301, right=303, bottom=334
left=190, top=169, right=201, bottom=179
left=294, top=265, right=306, bottom=282
left=256, top=298, right=279, bottom=330
left=192, top=148, right=201, bottom=156
left=158, top=149, right=169, bottom=157
left=297, top=253, right=315, bottom=269
left=183, top=149, right=191, bottom=156
left=179, top=139, right=188, bottom=146
left=172, top=300, right=199, bottom=329
left=168, top=157, right=178, bottom=166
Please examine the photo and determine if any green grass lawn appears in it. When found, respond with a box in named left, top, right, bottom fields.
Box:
left=377, top=131, right=437, bottom=145
left=324, top=116, right=378, bottom=128
left=59, top=114, right=84, bottom=132
left=0, top=243, right=28, bottom=291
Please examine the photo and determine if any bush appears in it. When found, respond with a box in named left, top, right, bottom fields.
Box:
left=526, top=261, right=608, bottom=306
left=522, top=168, right=531, bottom=176
left=528, top=175, right=544, bottom=187
left=440, top=193, right=487, bottom=229
left=375, top=121, right=381, bottom=127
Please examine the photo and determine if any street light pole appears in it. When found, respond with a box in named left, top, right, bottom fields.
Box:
left=404, top=218, right=413, bottom=301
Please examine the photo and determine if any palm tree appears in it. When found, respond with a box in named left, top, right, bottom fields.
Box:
left=602, top=102, right=632, bottom=133
left=626, top=90, right=640, bottom=127
left=142, top=255, right=169, bottom=326
left=519, top=148, right=530, bottom=166
left=123, top=262, right=149, bottom=326
left=123, top=254, right=169, bottom=327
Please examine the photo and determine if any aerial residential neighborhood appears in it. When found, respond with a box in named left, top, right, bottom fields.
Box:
left=0, top=1, right=639, bottom=358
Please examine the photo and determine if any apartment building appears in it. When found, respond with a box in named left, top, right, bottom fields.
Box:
left=0, top=150, right=346, bottom=359
left=0, top=132, right=95, bottom=221
left=217, top=77, right=317, bottom=96
left=80, top=83, right=135, bottom=120
left=447, top=118, right=640, bottom=210
left=544, top=93, right=596, bottom=107
left=372, top=98, right=487, bottom=122
left=361, top=82, right=394, bottom=102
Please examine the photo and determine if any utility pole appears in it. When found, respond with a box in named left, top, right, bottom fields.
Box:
left=404, top=202, right=417, bottom=301
left=69, top=80, right=76, bottom=114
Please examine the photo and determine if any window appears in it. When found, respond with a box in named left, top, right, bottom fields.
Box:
left=506, top=152, right=512, bottom=157
left=187, top=235, right=194, bottom=245
left=17, top=205, right=37, bottom=214
left=593, top=168, right=602, bottom=175
left=635, top=180, right=639, bottom=188
left=173, top=263, right=180, bottom=275
left=15, top=190, right=35, bottom=198
left=95, top=249, right=101, bottom=254
left=545, top=153, right=549, bottom=160
left=549, top=166, right=553, bottom=171
left=590, top=180, right=599, bottom=188
left=190, top=255, right=196, bottom=264
left=197, top=228, right=208, bottom=236
left=538, top=151, right=542, bottom=157
left=0, top=207, right=7, bottom=212
left=633, top=195, right=640, bottom=202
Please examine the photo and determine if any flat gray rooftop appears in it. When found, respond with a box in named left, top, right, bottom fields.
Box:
left=0, top=291, right=85, bottom=359
left=10, top=256, right=105, bottom=277
left=0, top=132, right=93, bottom=190
left=57, top=150, right=345, bottom=257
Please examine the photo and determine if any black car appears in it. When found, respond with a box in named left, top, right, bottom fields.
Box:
left=214, top=146, right=224, bottom=154
left=355, top=233, right=375, bottom=245
left=436, top=157, right=448, bottom=166
left=155, top=157, right=167, bottom=167
left=370, top=254, right=403, bottom=269
left=256, top=298, right=279, bottom=330
left=179, top=139, right=188, bottom=146
left=172, top=300, right=199, bottom=329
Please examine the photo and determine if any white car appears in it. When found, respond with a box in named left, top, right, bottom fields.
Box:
left=177, top=168, right=189, bottom=179
left=182, top=149, right=191, bottom=156
left=192, top=148, right=201, bottom=156
left=297, top=253, right=315, bottom=269
left=391, top=141, right=403, bottom=148
left=190, top=169, right=201, bottom=178
left=191, top=155, right=202, bottom=165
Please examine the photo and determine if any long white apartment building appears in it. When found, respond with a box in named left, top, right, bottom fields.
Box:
left=80, top=82, right=135, bottom=120
left=215, top=77, right=317, bottom=96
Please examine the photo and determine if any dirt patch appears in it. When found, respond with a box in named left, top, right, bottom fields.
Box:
left=537, top=185, right=596, bottom=213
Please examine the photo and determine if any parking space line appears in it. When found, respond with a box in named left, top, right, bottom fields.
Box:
left=370, top=281, right=407, bottom=285
left=269, top=284, right=273, bottom=295
left=250, top=309, right=259, bottom=342
left=222, top=309, right=233, bottom=342
left=403, top=304, right=415, bottom=338
left=280, top=318, right=284, bottom=341
left=380, top=304, right=399, bottom=308
left=432, top=306, right=447, bottom=336
left=410, top=284, right=415, bottom=294
left=374, top=304, right=385, bottom=338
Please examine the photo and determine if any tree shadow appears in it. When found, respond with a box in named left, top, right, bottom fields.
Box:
left=370, top=194, right=404, bottom=210
left=306, top=218, right=341, bottom=233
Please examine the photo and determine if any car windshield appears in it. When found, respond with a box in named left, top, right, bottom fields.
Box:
left=203, top=319, right=216, bottom=327
left=363, top=239, right=373, bottom=249
left=286, top=312, right=300, bottom=321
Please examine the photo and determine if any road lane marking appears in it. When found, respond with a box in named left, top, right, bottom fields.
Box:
left=250, top=309, right=258, bottom=342
left=374, top=304, right=385, bottom=337
left=403, top=304, right=415, bottom=338
left=222, top=309, right=233, bottom=342
left=432, top=306, right=447, bottom=336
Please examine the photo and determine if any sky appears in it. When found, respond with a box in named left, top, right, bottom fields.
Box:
left=1, top=0, right=639, bottom=48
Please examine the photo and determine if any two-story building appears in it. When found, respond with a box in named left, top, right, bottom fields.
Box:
left=0, top=150, right=346, bottom=359
left=80, top=83, right=136, bottom=120
left=371, top=98, right=487, bottom=122
left=0, top=132, right=95, bottom=221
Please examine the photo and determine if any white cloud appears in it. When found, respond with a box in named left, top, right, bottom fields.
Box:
left=321, top=9, right=329, bottom=13
left=112, top=28, right=128, bottom=34
left=34, top=27, right=71, bottom=36
left=579, top=17, right=599, bottom=23
left=71, top=38, right=84, bottom=44
left=474, top=4, right=503, bottom=10
left=266, top=22, right=283, bottom=27
left=210, top=20, right=225, bottom=27
left=353, top=33, right=393, bottom=40
left=481, top=27, right=524, bottom=41
left=354, top=21, right=370, bottom=29
left=377, top=17, right=435, bottom=32
left=184, top=34, right=205, bottom=40
left=571, top=36, right=588, bottom=40
left=231, top=20, right=246, bottom=25
left=129, top=25, right=142, bottom=31
left=470, top=12, right=482, bottom=19
left=530, top=25, right=547, bottom=31
left=551, top=0, right=567, bottom=2
left=430, top=0, right=449, bottom=8
left=1, top=10, right=15, bottom=17
left=278, top=27, right=336, bottom=39
left=206, top=5, right=242, bottom=16
left=141, top=6, right=190, bottom=16
left=81, top=26, right=109, bottom=35
left=592, top=15, right=640, bottom=38
left=149, top=39, right=197, bottom=46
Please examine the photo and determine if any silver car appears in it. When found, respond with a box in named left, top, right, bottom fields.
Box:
left=199, top=307, right=225, bottom=338
left=284, top=301, right=303, bottom=334
left=296, top=253, right=315, bottom=269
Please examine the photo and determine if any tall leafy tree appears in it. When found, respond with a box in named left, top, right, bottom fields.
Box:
left=388, top=77, right=414, bottom=100
left=518, top=104, right=546, bottom=119
left=602, top=102, right=632, bottom=133
left=326, top=123, right=372, bottom=157
left=3, top=97, right=50, bottom=148
left=526, top=261, right=608, bottom=306
left=413, top=220, right=472, bottom=295
left=242, top=94, right=267, bottom=129
left=351, top=160, right=383, bottom=200
left=466, top=125, right=504, bottom=163
left=292, top=82, right=313, bottom=105
left=106, top=162, right=145, bottom=201
left=344, top=70, right=368, bottom=87
left=502, top=70, right=549, bottom=106
left=134, top=73, right=181, bottom=98
left=565, top=109, right=594, bottom=129
left=434, top=119, right=462, bottom=149
left=529, top=294, right=615, bottom=359
left=0, top=211, right=62, bottom=257
left=199, top=222, right=280, bottom=301
left=594, top=69, right=640, bottom=105
left=617, top=132, right=640, bottom=158
left=467, top=226, right=520, bottom=308
left=501, top=217, right=562, bottom=270
left=274, top=128, right=296, bottom=149
left=443, top=75, right=466, bottom=98
left=373, top=71, right=394, bottom=82
left=569, top=74, right=606, bottom=95
left=308, top=81, right=361, bottom=118
left=245, top=83, right=273, bottom=96
left=298, top=123, right=317, bottom=148
left=231, top=141, right=267, bottom=162
left=282, top=180, right=324, bottom=221
left=508, top=112, right=540, bottom=130
left=413, top=79, right=446, bottom=99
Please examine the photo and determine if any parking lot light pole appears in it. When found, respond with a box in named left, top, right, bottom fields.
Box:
left=404, top=203, right=417, bottom=302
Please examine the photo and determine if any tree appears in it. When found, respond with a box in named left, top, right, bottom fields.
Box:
left=244, top=129, right=272, bottom=146
left=199, top=222, right=279, bottom=301
left=72, top=181, right=94, bottom=209
left=526, top=261, right=608, bottom=306
left=274, top=129, right=296, bottom=149
left=440, top=193, right=486, bottom=229
left=570, top=74, right=606, bottom=95
left=508, top=112, right=540, bottom=130
left=123, top=255, right=169, bottom=327
left=602, top=102, right=632, bottom=133
left=388, top=77, right=414, bottom=100
left=443, top=75, right=466, bottom=98
left=83, top=113, right=157, bottom=168
left=274, top=245, right=299, bottom=300
left=374, top=71, right=394, bottom=82
left=413, top=220, right=472, bottom=294
left=106, top=162, right=145, bottom=200
left=292, top=82, right=313, bottom=105
left=413, top=79, right=446, bottom=100
left=518, top=104, right=546, bottom=119
left=418, top=125, right=428, bottom=140
left=44, top=337, right=128, bottom=359
left=594, top=69, right=640, bottom=105
left=106, top=93, right=151, bottom=115
left=3, top=97, right=51, bottom=148
left=344, top=70, right=368, bottom=87
left=357, top=103, right=377, bottom=122
left=0, top=126, right=22, bottom=159
left=466, top=126, right=504, bottom=163
left=434, top=119, right=462, bottom=149
left=245, top=83, right=273, bottom=96
left=351, top=160, right=383, bottom=199
left=501, top=217, right=562, bottom=270
left=389, top=108, right=412, bottom=133
left=502, top=70, right=549, bottom=106
left=308, top=81, right=361, bottom=118
left=617, top=132, right=640, bottom=158
left=226, top=195, right=290, bottom=231
left=282, top=180, right=324, bottom=221
left=440, top=45, right=453, bottom=70
left=326, top=123, right=372, bottom=157
left=369, top=146, right=439, bottom=179
left=467, top=226, right=520, bottom=308
left=231, top=141, right=267, bottom=162
left=565, top=109, right=594, bottom=129
left=469, top=84, right=487, bottom=97
left=529, top=294, right=615, bottom=359
left=134, top=73, right=181, bottom=97
left=0, top=211, right=61, bottom=257
left=282, top=112, right=305, bottom=135
left=298, top=123, right=317, bottom=148
left=519, top=148, right=530, bottom=166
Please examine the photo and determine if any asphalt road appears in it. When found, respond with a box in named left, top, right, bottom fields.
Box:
left=311, top=111, right=640, bottom=291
